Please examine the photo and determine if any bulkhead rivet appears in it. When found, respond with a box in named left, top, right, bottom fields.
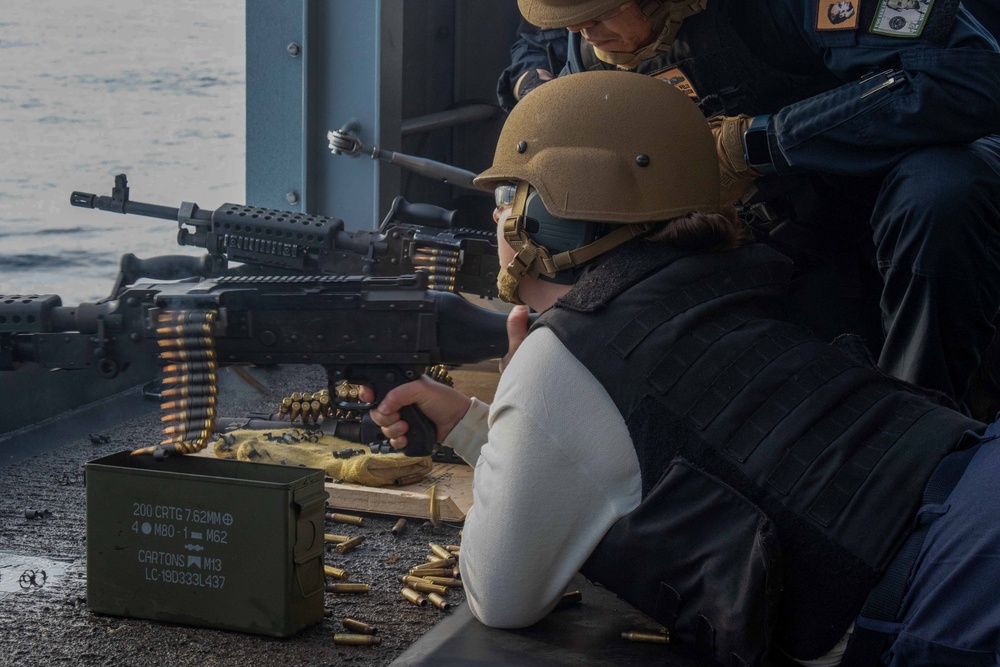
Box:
left=516, top=141, right=528, bottom=154
left=636, top=154, right=650, bottom=167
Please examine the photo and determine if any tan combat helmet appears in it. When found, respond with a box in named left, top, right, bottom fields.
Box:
left=475, top=71, right=720, bottom=303
left=518, top=0, right=707, bottom=69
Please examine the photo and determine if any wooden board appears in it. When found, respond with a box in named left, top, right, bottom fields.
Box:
left=324, top=462, right=473, bottom=522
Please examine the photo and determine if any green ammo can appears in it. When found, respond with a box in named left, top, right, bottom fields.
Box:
left=85, top=451, right=328, bottom=637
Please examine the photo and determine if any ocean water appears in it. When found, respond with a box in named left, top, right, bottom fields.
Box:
left=0, top=0, right=245, bottom=305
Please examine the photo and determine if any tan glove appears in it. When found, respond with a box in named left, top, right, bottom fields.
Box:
left=707, top=115, right=760, bottom=207
left=215, top=429, right=432, bottom=487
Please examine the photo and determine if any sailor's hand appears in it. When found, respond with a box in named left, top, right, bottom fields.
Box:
left=707, top=115, right=759, bottom=206
left=515, top=69, right=554, bottom=100
left=499, top=305, right=530, bottom=374
left=359, top=378, right=472, bottom=450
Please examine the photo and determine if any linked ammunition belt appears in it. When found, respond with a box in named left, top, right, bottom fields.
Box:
left=132, top=308, right=219, bottom=457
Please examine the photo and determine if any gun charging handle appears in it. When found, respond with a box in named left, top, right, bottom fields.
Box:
left=327, top=120, right=481, bottom=192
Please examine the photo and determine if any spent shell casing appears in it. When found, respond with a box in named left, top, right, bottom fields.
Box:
left=427, top=592, right=452, bottom=611
left=159, top=348, right=217, bottom=362
left=428, top=543, right=452, bottom=560
left=408, top=567, right=452, bottom=577
left=401, top=588, right=427, bottom=607
left=621, top=631, right=670, bottom=644
left=324, top=534, right=350, bottom=544
left=423, top=576, right=463, bottom=589
left=326, top=512, right=364, bottom=526
left=342, top=618, right=377, bottom=635
left=324, top=565, right=349, bottom=580
left=409, top=581, right=448, bottom=596
left=161, top=372, right=216, bottom=386
left=335, top=535, right=366, bottom=555
left=161, top=360, right=217, bottom=374
left=325, top=583, right=370, bottom=595
left=445, top=545, right=461, bottom=553
left=556, top=589, right=582, bottom=609
left=413, top=559, right=455, bottom=571
left=390, top=518, right=407, bottom=536
left=333, top=633, right=381, bottom=647
left=398, top=575, right=431, bottom=586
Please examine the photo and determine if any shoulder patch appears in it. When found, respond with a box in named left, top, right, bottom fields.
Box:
left=649, top=66, right=700, bottom=101
left=818, top=0, right=861, bottom=30
left=870, top=0, right=936, bottom=37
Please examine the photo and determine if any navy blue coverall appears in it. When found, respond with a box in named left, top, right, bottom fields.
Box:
left=498, top=1, right=1000, bottom=417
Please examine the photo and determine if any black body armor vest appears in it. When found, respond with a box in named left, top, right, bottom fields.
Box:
left=537, top=243, right=980, bottom=664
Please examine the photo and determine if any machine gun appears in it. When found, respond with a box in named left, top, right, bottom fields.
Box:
left=0, top=273, right=509, bottom=458
left=70, top=174, right=498, bottom=300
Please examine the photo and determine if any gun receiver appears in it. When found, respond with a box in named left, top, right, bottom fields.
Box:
left=70, top=174, right=499, bottom=299
left=0, top=274, right=508, bottom=458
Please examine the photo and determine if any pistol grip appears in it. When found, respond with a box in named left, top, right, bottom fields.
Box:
left=398, top=404, right=436, bottom=458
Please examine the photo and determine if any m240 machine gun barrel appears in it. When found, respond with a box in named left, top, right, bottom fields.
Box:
left=70, top=174, right=499, bottom=299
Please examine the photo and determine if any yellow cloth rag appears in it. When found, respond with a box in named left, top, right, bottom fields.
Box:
left=214, top=428, right=432, bottom=487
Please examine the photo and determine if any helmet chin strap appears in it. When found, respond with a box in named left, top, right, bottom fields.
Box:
left=498, top=181, right=653, bottom=304
left=593, top=0, right=707, bottom=70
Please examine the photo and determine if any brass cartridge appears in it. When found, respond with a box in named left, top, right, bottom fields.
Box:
left=423, top=576, right=463, bottom=589
left=621, top=631, right=670, bottom=644
left=342, top=618, right=377, bottom=635
left=324, top=565, right=349, bottom=580
left=407, top=567, right=452, bottom=577
left=159, top=348, right=217, bottom=362
left=160, top=407, right=215, bottom=423
left=390, top=518, right=407, bottom=536
left=162, top=419, right=214, bottom=436
left=160, top=383, right=218, bottom=399
left=326, top=512, right=364, bottom=526
left=445, top=545, right=461, bottom=553
left=333, top=633, right=381, bottom=647
left=157, top=311, right=215, bottom=325
left=325, top=583, right=370, bottom=595
left=401, top=588, right=427, bottom=607
left=398, top=575, right=431, bottom=586
left=335, top=536, right=365, bottom=555
left=161, top=372, right=216, bottom=386
left=160, top=396, right=217, bottom=411
left=427, top=592, right=452, bottom=611
left=161, top=362, right=217, bottom=376
left=277, top=397, right=292, bottom=418
left=155, top=322, right=213, bottom=337
left=409, top=581, right=448, bottom=596
left=413, top=559, right=455, bottom=571
left=324, top=534, right=350, bottom=544
left=288, top=401, right=301, bottom=422
left=428, top=543, right=452, bottom=560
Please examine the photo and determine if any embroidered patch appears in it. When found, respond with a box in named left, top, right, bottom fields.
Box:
left=870, top=0, right=936, bottom=37
left=817, top=0, right=860, bottom=30
left=650, top=66, right=700, bottom=101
